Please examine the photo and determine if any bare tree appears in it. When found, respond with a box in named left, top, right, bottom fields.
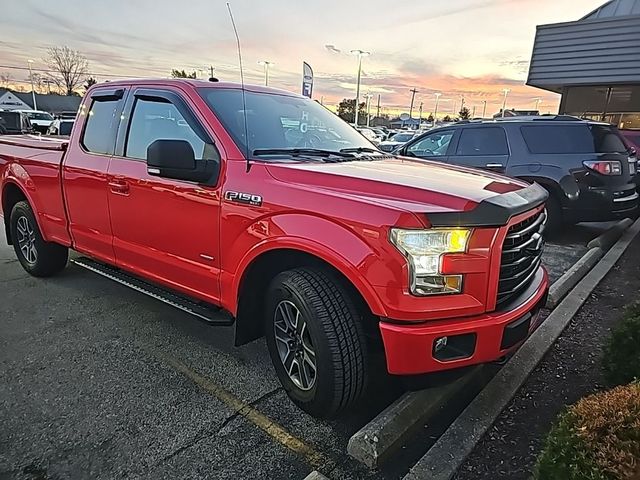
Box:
left=43, top=46, right=89, bottom=95
left=28, top=72, right=44, bottom=93
left=0, top=72, right=12, bottom=89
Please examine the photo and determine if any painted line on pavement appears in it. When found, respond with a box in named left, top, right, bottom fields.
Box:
left=155, top=351, right=335, bottom=472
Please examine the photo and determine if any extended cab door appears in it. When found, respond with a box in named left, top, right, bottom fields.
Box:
left=62, top=88, right=126, bottom=263
left=447, top=126, right=510, bottom=174
left=402, top=129, right=457, bottom=162
left=107, top=87, right=223, bottom=303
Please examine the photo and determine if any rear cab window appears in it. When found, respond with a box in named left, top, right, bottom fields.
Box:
left=81, top=93, right=123, bottom=155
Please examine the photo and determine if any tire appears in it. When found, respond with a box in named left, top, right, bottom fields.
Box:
left=544, top=192, right=563, bottom=234
left=265, top=268, right=368, bottom=418
left=10, top=201, right=68, bottom=277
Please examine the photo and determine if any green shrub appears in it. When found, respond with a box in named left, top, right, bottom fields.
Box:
left=535, top=383, right=640, bottom=480
left=603, top=303, right=640, bottom=386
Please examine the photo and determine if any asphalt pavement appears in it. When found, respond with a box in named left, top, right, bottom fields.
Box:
left=0, top=222, right=612, bottom=480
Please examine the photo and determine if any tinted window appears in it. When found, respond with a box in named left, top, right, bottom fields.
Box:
left=392, top=133, right=414, bottom=142
left=82, top=99, right=119, bottom=155
left=0, top=112, right=20, bottom=130
left=521, top=125, right=628, bottom=154
left=407, top=131, right=454, bottom=157
left=126, top=98, right=209, bottom=161
left=455, top=127, right=508, bottom=155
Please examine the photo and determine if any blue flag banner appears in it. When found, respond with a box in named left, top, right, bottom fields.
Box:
left=302, top=62, right=313, bottom=98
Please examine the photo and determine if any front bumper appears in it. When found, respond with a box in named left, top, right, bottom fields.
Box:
left=379, top=267, right=549, bottom=375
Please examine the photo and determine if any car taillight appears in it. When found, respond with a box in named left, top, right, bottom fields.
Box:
left=583, top=160, right=622, bottom=175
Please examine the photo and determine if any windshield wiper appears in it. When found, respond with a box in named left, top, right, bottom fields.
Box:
left=339, top=147, right=381, bottom=154
left=253, top=148, right=355, bottom=158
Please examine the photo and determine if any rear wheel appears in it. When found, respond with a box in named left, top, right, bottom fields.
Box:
left=265, top=268, right=368, bottom=418
left=544, top=192, right=563, bottom=233
left=10, top=201, right=68, bottom=277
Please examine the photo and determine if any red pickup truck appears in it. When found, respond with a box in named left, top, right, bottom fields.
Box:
left=0, top=79, right=549, bottom=417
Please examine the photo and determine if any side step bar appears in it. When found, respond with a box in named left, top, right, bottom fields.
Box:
left=72, top=257, right=234, bottom=326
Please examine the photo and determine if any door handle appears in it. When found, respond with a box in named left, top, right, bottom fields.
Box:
left=485, top=163, right=504, bottom=168
left=108, top=180, right=130, bottom=195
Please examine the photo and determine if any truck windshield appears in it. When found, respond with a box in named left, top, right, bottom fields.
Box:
left=199, top=88, right=374, bottom=159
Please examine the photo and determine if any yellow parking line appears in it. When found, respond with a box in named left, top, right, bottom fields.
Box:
left=156, top=351, right=335, bottom=472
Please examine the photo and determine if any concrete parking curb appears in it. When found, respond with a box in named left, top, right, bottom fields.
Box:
left=303, top=471, right=329, bottom=480
left=347, top=367, right=482, bottom=469
left=547, top=217, right=632, bottom=309
left=402, top=217, right=640, bottom=480
left=546, top=247, right=603, bottom=309
left=586, top=218, right=633, bottom=250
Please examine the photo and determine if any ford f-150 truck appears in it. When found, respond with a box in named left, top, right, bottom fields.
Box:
left=0, top=79, right=549, bottom=418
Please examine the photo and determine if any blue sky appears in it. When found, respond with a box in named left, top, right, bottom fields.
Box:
left=0, top=0, right=605, bottom=115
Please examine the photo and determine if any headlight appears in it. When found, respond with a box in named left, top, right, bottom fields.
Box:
left=390, top=228, right=471, bottom=296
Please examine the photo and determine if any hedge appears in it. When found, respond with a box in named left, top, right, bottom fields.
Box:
left=603, top=302, right=640, bottom=386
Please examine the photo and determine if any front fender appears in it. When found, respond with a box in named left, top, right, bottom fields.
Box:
left=223, top=213, right=394, bottom=318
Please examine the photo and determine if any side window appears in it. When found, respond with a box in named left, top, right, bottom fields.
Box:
left=455, top=127, right=508, bottom=156
left=82, top=98, right=120, bottom=155
left=125, top=98, right=210, bottom=161
left=407, top=131, right=454, bottom=157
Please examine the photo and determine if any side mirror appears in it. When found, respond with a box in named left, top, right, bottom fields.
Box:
left=147, top=139, right=217, bottom=184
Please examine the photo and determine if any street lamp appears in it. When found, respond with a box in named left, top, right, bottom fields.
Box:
left=350, top=49, right=370, bottom=126
left=257, top=60, right=274, bottom=86
left=27, top=60, right=37, bottom=110
left=501, top=88, right=510, bottom=118
left=433, top=93, right=441, bottom=124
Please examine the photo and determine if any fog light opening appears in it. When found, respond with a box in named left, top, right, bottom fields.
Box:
left=432, top=333, right=477, bottom=362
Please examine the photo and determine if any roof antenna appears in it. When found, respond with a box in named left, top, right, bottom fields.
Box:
left=226, top=2, right=251, bottom=173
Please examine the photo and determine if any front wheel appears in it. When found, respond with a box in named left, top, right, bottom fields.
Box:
left=265, top=268, right=368, bottom=418
left=10, top=201, right=68, bottom=277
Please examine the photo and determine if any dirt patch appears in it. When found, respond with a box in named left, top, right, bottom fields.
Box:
left=454, top=234, right=640, bottom=480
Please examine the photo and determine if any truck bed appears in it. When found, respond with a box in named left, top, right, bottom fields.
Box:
left=0, top=134, right=68, bottom=152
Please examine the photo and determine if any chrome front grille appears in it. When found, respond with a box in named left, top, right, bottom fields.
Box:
left=497, top=209, right=546, bottom=307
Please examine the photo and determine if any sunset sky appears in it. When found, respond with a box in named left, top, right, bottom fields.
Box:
left=1, top=0, right=606, bottom=117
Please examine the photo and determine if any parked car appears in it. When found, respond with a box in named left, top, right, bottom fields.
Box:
left=0, top=79, right=549, bottom=418
left=16, top=110, right=54, bottom=134
left=396, top=117, right=638, bottom=230
left=0, top=111, right=35, bottom=135
left=356, top=126, right=381, bottom=146
left=47, top=119, right=75, bottom=136
left=379, top=131, right=417, bottom=152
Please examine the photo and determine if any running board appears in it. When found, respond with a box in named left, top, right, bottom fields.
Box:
left=71, top=257, right=234, bottom=326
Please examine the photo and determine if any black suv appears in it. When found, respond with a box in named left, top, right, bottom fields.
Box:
left=395, top=117, right=638, bottom=229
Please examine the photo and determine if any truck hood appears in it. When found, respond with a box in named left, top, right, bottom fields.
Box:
left=265, top=156, right=533, bottom=218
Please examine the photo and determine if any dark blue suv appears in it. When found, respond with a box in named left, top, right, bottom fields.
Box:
left=395, top=117, right=638, bottom=230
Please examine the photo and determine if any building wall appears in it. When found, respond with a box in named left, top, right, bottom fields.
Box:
left=0, top=92, right=31, bottom=111
left=527, top=14, right=640, bottom=92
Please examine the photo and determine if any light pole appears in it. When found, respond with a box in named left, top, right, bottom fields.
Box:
left=27, top=60, right=37, bottom=110
left=257, top=60, right=274, bottom=86
left=501, top=88, right=510, bottom=118
left=482, top=100, right=487, bottom=118
left=419, top=101, right=423, bottom=125
left=434, top=93, right=441, bottom=124
left=350, top=49, right=370, bottom=126
left=364, top=93, right=373, bottom=126
left=409, top=88, right=419, bottom=120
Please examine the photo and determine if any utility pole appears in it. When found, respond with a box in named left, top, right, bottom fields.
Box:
left=365, top=93, right=373, bottom=126
left=434, top=93, right=441, bottom=124
left=472, top=105, right=476, bottom=118
left=351, top=49, right=370, bottom=126
left=482, top=100, right=487, bottom=118
left=376, top=94, right=381, bottom=118
left=409, top=88, right=419, bottom=120
left=534, top=97, right=541, bottom=112
left=27, top=60, right=37, bottom=110
left=419, top=101, right=423, bottom=125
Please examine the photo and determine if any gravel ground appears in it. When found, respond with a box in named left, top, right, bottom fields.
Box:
left=454, top=233, right=640, bottom=480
